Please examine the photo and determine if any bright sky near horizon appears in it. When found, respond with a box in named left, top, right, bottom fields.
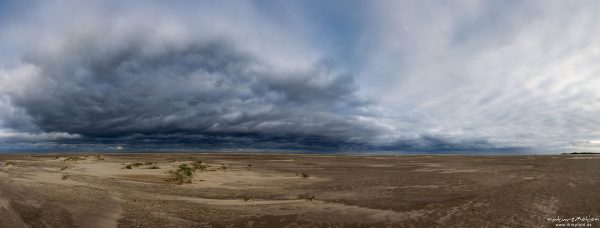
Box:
left=1, top=0, right=600, bottom=153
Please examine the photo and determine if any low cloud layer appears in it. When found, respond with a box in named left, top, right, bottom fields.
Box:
left=1, top=1, right=600, bottom=153
left=10, top=40, right=372, bottom=138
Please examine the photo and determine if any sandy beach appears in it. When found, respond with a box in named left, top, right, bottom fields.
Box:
left=0, top=153, right=599, bottom=227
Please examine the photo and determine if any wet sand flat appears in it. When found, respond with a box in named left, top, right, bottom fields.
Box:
left=0, top=153, right=599, bottom=227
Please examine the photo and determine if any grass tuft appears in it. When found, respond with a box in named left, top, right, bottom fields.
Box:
left=168, top=164, right=195, bottom=184
left=64, top=156, right=85, bottom=162
left=298, top=193, right=316, bottom=201
left=191, top=160, right=207, bottom=171
left=166, top=161, right=210, bottom=184
left=123, top=162, right=145, bottom=169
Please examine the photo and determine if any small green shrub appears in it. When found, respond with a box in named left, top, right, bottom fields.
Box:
left=191, top=160, right=207, bottom=171
left=64, top=156, right=85, bottom=162
left=123, top=162, right=145, bottom=169
left=298, top=193, right=316, bottom=201
left=168, top=164, right=195, bottom=184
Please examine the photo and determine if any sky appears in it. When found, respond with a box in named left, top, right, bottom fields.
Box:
left=1, top=0, right=600, bottom=153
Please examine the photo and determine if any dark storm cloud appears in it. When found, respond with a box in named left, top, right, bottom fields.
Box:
left=8, top=38, right=382, bottom=143
left=2, top=31, right=512, bottom=152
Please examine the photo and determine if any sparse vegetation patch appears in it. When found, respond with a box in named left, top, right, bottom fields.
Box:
left=191, top=160, right=207, bottom=171
left=218, top=164, right=228, bottom=170
left=168, top=164, right=195, bottom=184
left=298, top=193, right=316, bottom=201
left=64, top=156, right=85, bottom=162
left=123, top=162, right=145, bottom=169
left=122, top=161, right=161, bottom=169
left=166, top=161, right=210, bottom=184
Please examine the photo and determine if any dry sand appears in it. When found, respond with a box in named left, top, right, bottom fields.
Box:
left=0, top=153, right=599, bottom=227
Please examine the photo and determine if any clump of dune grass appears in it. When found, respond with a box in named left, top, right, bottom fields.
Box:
left=301, top=173, right=310, bottom=178
left=218, top=164, right=228, bottom=170
left=191, top=160, right=207, bottom=171
left=60, top=166, right=69, bottom=171
left=4, top=161, right=15, bottom=166
left=96, top=154, right=105, bottom=160
left=61, top=174, right=70, bottom=180
left=168, top=164, right=195, bottom=184
left=122, top=161, right=161, bottom=169
left=122, top=162, right=145, bottom=169
left=64, top=156, right=85, bottom=162
left=167, top=161, right=210, bottom=184
left=298, top=193, right=316, bottom=201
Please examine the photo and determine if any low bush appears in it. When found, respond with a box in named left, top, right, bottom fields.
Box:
left=298, top=193, right=316, bottom=201
left=168, top=164, right=195, bottom=184
left=123, top=162, right=145, bottom=169
left=191, top=160, right=207, bottom=171
left=64, top=156, right=85, bottom=162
